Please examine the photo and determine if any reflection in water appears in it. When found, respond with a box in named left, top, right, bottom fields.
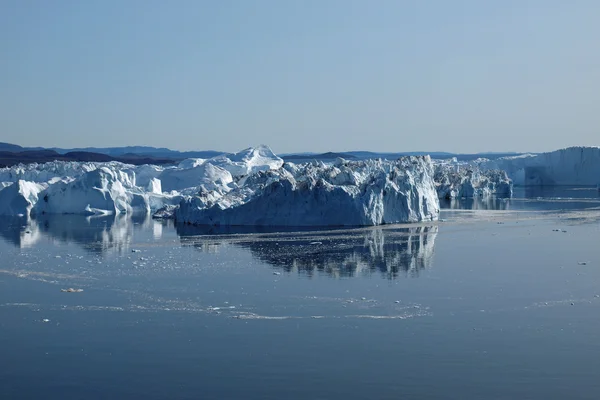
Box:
left=0, top=215, right=168, bottom=255
left=440, top=197, right=510, bottom=210
left=1, top=215, right=438, bottom=278
left=178, top=225, right=438, bottom=279
left=440, top=186, right=600, bottom=211
left=520, top=185, right=600, bottom=199
left=0, top=217, right=42, bottom=249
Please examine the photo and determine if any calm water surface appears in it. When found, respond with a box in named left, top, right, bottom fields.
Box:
left=1, top=191, right=600, bottom=399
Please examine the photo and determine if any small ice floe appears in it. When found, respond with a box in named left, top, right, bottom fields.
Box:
left=42, top=319, right=50, bottom=323
left=55, top=256, right=61, bottom=259
left=361, top=297, right=367, bottom=301
left=61, top=288, right=84, bottom=293
left=273, top=272, right=281, bottom=275
left=309, top=241, right=323, bottom=245
left=394, top=300, right=401, bottom=304
left=131, top=249, right=141, bottom=253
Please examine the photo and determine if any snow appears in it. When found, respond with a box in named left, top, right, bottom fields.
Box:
left=479, top=147, right=600, bottom=186
left=176, top=156, right=440, bottom=226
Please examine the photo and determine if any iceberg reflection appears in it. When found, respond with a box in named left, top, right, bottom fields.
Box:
left=0, top=214, right=162, bottom=255
left=177, top=225, right=438, bottom=279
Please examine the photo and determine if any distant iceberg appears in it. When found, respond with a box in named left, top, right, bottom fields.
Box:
left=478, top=146, right=600, bottom=186
left=433, top=163, right=513, bottom=199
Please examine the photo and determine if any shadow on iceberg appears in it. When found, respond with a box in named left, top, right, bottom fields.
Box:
left=178, top=225, right=438, bottom=279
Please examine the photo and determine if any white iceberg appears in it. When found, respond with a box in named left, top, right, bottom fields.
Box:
left=32, top=167, right=148, bottom=216
left=0, top=146, right=439, bottom=225
left=0, top=145, right=286, bottom=219
left=434, top=163, right=513, bottom=199
left=0, top=180, right=46, bottom=216
left=176, top=156, right=440, bottom=226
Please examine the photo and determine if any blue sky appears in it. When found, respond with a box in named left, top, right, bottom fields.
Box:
left=1, top=0, right=599, bottom=153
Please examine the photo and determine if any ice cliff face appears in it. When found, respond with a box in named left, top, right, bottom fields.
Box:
left=434, top=163, right=513, bottom=199
left=176, top=156, right=440, bottom=226
left=479, top=147, right=600, bottom=186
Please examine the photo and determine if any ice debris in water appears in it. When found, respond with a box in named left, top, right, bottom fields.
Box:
left=61, top=288, right=84, bottom=293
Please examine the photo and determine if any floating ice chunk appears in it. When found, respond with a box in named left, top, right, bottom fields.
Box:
left=61, top=288, right=84, bottom=293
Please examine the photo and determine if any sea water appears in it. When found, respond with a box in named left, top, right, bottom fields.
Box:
left=1, top=191, right=600, bottom=399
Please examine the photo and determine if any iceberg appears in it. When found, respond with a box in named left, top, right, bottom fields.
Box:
left=0, top=145, right=286, bottom=219
left=479, top=146, right=600, bottom=186
left=176, top=156, right=440, bottom=226
left=0, top=146, right=440, bottom=225
left=32, top=167, right=148, bottom=216
left=0, top=180, right=46, bottom=216
left=434, top=163, right=513, bottom=199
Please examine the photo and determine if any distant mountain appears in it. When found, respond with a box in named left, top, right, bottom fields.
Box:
left=0, top=142, right=225, bottom=160
left=49, top=146, right=224, bottom=159
left=0, top=149, right=177, bottom=167
left=282, top=151, right=524, bottom=162
left=343, top=151, right=455, bottom=159
left=282, top=152, right=358, bottom=162
left=0, top=142, right=530, bottom=167
left=0, top=142, right=25, bottom=152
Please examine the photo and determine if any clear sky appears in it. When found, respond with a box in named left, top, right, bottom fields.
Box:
left=1, top=0, right=599, bottom=154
